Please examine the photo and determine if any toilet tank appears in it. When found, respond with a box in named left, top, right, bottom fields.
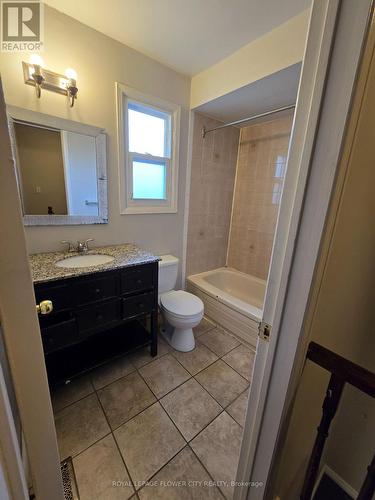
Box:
left=158, top=255, right=179, bottom=294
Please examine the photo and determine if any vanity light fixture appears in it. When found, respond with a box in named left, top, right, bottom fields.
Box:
left=22, top=56, right=79, bottom=107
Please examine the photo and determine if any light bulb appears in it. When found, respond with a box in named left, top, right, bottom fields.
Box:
left=65, top=68, right=77, bottom=81
left=29, top=54, right=44, bottom=67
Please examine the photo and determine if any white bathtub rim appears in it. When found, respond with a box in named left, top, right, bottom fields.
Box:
left=187, top=267, right=264, bottom=322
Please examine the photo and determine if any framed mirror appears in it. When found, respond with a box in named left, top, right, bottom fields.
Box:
left=7, top=106, right=108, bottom=226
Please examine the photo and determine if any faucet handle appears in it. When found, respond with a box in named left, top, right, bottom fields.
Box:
left=61, top=240, right=75, bottom=252
left=84, top=238, right=94, bottom=250
left=76, top=238, right=94, bottom=253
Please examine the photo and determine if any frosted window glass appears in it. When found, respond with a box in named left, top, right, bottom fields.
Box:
left=128, top=104, right=169, bottom=157
left=133, top=159, right=166, bottom=199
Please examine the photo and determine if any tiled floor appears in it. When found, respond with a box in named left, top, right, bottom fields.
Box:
left=52, top=317, right=255, bottom=500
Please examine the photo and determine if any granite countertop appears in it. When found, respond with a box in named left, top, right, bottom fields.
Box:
left=29, top=243, right=160, bottom=284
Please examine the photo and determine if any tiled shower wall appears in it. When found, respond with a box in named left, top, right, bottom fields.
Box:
left=227, top=113, right=293, bottom=280
left=186, top=113, right=239, bottom=276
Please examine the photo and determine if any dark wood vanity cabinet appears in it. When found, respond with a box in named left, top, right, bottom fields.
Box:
left=34, top=262, right=158, bottom=384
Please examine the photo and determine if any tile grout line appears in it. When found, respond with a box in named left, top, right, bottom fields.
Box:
left=52, top=386, right=96, bottom=416
left=95, top=371, right=158, bottom=434
left=219, top=356, right=252, bottom=384
left=94, top=385, right=137, bottom=499
left=187, top=443, right=227, bottom=500
left=198, top=328, right=254, bottom=383
left=135, top=354, right=192, bottom=401
left=168, top=344, right=219, bottom=377
left=163, top=344, right=248, bottom=411
left=134, top=444, right=190, bottom=494
left=68, top=429, right=113, bottom=462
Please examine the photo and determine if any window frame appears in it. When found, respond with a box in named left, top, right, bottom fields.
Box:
left=116, top=83, right=180, bottom=214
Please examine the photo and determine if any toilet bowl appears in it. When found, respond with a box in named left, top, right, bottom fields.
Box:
left=160, top=290, right=204, bottom=352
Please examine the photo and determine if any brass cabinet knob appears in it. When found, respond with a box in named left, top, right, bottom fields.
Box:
left=36, top=300, right=53, bottom=315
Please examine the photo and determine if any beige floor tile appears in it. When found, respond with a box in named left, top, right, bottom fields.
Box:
left=195, top=360, right=248, bottom=407
left=160, top=379, right=222, bottom=441
left=199, top=328, right=240, bottom=357
left=91, top=354, right=136, bottom=390
left=226, top=390, right=249, bottom=427
left=73, top=434, right=134, bottom=500
left=130, top=338, right=170, bottom=368
left=193, top=317, right=216, bottom=337
left=190, top=412, right=243, bottom=499
left=98, top=371, right=156, bottom=429
left=139, top=354, right=190, bottom=398
left=114, top=402, right=185, bottom=487
left=54, top=394, right=110, bottom=459
left=171, top=342, right=218, bottom=375
left=51, top=375, right=94, bottom=413
left=222, top=345, right=255, bottom=381
left=138, top=446, right=223, bottom=499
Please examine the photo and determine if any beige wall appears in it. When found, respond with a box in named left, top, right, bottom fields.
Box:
left=274, top=33, right=375, bottom=498
left=190, top=10, right=310, bottom=108
left=227, top=114, right=293, bottom=279
left=0, top=6, right=190, bottom=285
left=186, top=113, right=239, bottom=276
left=15, top=124, right=67, bottom=215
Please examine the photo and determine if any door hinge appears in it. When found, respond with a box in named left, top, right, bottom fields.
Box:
left=258, top=321, right=271, bottom=342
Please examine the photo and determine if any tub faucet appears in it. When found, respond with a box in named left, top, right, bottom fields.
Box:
left=77, top=239, right=94, bottom=254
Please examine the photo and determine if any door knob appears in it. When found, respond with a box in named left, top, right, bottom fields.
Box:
left=36, top=300, right=53, bottom=315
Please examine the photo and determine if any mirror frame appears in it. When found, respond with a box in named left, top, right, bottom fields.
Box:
left=7, top=106, right=108, bottom=226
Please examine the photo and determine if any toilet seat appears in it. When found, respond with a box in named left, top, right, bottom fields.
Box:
left=160, top=290, right=203, bottom=318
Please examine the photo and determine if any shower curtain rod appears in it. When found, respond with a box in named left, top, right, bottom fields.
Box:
left=201, top=103, right=295, bottom=138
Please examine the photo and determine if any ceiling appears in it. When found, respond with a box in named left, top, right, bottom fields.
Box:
left=194, top=63, right=301, bottom=124
left=44, top=0, right=310, bottom=76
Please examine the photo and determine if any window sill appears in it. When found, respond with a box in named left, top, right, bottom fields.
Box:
left=120, top=205, right=178, bottom=215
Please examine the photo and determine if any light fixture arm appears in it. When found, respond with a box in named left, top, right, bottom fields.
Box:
left=31, top=65, right=44, bottom=98
left=67, top=80, right=78, bottom=107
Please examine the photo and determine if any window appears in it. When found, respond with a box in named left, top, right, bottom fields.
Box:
left=117, top=84, right=180, bottom=214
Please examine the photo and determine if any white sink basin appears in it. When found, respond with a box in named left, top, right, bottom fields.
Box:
left=55, top=254, right=115, bottom=269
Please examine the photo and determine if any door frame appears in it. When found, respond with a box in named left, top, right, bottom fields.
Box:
left=235, top=0, right=373, bottom=499
left=0, top=82, right=64, bottom=499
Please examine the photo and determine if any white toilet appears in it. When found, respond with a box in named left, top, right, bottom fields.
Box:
left=158, top=255, right=204, bottom=352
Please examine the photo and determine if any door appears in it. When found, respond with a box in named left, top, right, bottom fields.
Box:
left=0, top=80, right=64, bottom=499
left=234, top=0, right=373, bottom=498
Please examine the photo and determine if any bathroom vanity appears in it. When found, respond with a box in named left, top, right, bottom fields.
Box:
left=30, top=244, right=159, bottom=386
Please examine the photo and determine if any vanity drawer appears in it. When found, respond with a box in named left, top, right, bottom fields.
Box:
left=41, top=319, right=78, bottom=354
left=76, top=299, right=121, bottom=334
left=122, top=292, right=155, bottom=319
left=35, top=283, right=73, bottom=313
left=121, top=266, right=154, bottom=294
left=74, top=274, right=118, bottom=306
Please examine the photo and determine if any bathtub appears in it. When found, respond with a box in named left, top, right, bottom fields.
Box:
left=187, top=267, right=266, bottom=347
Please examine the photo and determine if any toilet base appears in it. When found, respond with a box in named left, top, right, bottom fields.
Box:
left=161, top=324, right=195, bottom=352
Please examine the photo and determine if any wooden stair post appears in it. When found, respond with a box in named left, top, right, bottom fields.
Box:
left=357, top=453, right=375, bottom=500
left=300, top=374, right=345, bottom=500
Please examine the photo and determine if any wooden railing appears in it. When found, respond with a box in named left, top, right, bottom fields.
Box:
left=300, top=342, right=375, bottom=500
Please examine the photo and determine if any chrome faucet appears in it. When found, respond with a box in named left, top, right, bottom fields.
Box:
left=77, top=239, right=94, bottom=253
left=61, top=239, right=94, bottom=253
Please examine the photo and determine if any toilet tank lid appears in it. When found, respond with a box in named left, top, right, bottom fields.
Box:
left=159, top=255, right=179, bottom=267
